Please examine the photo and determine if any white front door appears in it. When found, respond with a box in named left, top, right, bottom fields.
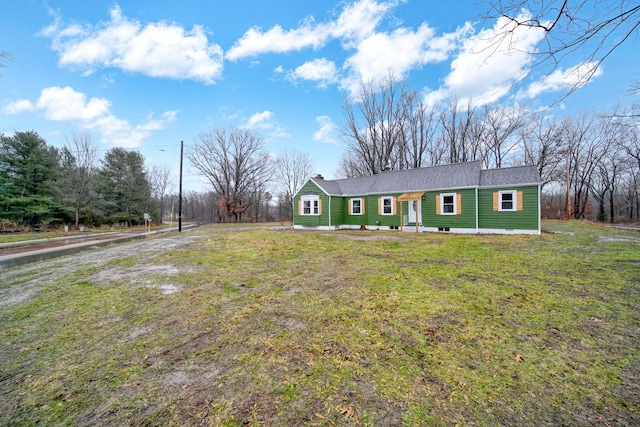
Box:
left=408, top=200, right=421, bottom=224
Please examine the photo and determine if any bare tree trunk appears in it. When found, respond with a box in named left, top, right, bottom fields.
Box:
left=63, top=132, right=98, bottom=228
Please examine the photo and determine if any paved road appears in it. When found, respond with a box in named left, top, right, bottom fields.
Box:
left=0, top=225, right=198, bottom=270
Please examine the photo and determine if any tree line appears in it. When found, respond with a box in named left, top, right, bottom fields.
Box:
left=338, top=76, right=639, bottom=223
left=0, top=131, right=158, bottom=230
left=1, top=86, right=638, bottom=229
left=0, top=129, right=313, bottom=230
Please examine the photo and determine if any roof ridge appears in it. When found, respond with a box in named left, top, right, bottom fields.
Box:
left=305, top=161, right=539, bottom=197
left=484, top=163, right=537, bottom=170
left=326, top=160, right=483, bottom=183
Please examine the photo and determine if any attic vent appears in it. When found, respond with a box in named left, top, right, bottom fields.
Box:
left=315, top=174, right=324, bottom=180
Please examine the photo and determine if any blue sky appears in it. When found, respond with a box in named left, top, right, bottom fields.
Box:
left=1, top=0, right=638, bottom=193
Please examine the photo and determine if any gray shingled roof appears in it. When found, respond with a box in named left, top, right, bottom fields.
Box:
left=310, top=161, right=540, bottom=196
left=479, top=165, right=541, bottom=187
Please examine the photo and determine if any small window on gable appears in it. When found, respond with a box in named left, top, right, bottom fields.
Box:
left=500, top=191, right=516, bottom=211
left=300, top=195, right=320, bottom=215
left=381, top=196, right=394, bottom=215
left=350, top=198, right=362, bottom=215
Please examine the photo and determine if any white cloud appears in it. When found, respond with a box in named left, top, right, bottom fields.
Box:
left=244, top=110, right=275, bottom=128
left=523, top=61, right=603, bottom=98
left=226, top=0, right=471, bottom=98
left=42, top=5, right=224, bottom=83
left=341, top=22, right=472, bottom=96
left=226, top=21, right=324, bottom=61
left=243, top=110, right=290, bottom=138
left=326, top=0, right=393, bottom=48
left=36, top=86, right=111, bottom=121
left=137, top=110, right=179, bottom=131
left=313, top=115, right=339, bottom=145
left=289, top=58, right=338, bottom=87
left=3, top=86, right=177, bottom=148
left=425, top=12, right=547, bottom=106
left=2, top=99, right=35, bottom=115
left=226, top=0, right=390, bottom=60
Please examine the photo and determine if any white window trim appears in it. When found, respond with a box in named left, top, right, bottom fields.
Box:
left=350, top=198, right=363, bottom=215
left=301, top=195, right=319, bottom=216
left=499, top=190, right=517, bottom=212
left=440, top=193, right=457, bottom=215
left=381, top=196, right=393, bottom=215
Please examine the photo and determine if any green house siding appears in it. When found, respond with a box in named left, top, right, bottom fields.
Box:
left=422, top=188, right=476, bottom=229
left=293, top=163, right=540, bottom=234
left=478, top=185, right=539, bottom=231
left=342, top=197, right=368, bottom=226
left=370, top=194, right=402, bottom=227
left=330, top=196, right=344, bottom=227
left=294, top=180, right=539, bottom=232
left=293, top=181, right=330, bottom=227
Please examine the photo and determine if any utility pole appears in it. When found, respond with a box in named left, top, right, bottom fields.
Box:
left=566, top=149, right=572, bottom=220
left=179, top=140, right=183, bottom=232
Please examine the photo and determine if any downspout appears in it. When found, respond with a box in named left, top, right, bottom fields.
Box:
left=538, top=184, right=541, bottom=234
left=475, top=187, right=479, bottom=234
left=328, top=195, right=332, bottom=229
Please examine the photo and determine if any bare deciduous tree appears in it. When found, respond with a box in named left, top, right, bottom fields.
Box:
left=620, top=167, right=640, bottom=221
left=438, top=97, right=483, bottom=164
left=563, top=112, right=607, bottom=219
left=149, top=164, right=174, bottom=223
left=61, top=132, right=98, bottom=228
left=275, top=148, right=313, bottom=219
left=481, top=1, right=640, bottom=97
left=340, top=73, right=408, bottom=176
left=590, top=119, right=630, bottom=222
left=337, top=150, right=372, bottom=178
left=0, top=50, right=10, bottom=74
left=480, top=105, right=529, bottom=168
left=398, top=92, right=439, bottom=168
left=520, top=114, right=565, bottom=190
left=188, top=127, right=273, bottom=222
left=618, top=121, right=640, bottom=219
left=620, top=117, right=640, bottom=173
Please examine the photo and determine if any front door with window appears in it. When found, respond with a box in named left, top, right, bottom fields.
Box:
left=408, top=199, right=421, bottom=224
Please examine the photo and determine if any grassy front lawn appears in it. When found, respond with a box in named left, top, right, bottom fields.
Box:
left=1, top=221, right=638, bottom=425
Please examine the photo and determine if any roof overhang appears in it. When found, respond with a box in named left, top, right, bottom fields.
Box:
left=397, top=192, right=425, bottom=201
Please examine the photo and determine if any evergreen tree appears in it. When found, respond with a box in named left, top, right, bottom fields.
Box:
left=96, top=148, right=151, bottom=225
left=0, top=131, right=64, bottom=227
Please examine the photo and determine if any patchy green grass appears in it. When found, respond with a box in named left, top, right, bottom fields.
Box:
left=1, top=221, right=638, bottom=426
left=0, top=231, right=69, bottom=243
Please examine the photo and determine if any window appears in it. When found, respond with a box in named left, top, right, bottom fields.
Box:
left=350, top=198, right=364, bottom=215
left=300, top=195, right=320, bottom=215
left=442, top=195, right=454, bottom=213
left=438, top=193, right=459, bottom=215
left=499, top=191, right=516, bottom=211
left=381, top=196, right=393, bottom=215
left=493, top=190, right=523, bottom=211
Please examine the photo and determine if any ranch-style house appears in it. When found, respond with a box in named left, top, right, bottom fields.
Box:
left=293, top=161, right=541, bottom=234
